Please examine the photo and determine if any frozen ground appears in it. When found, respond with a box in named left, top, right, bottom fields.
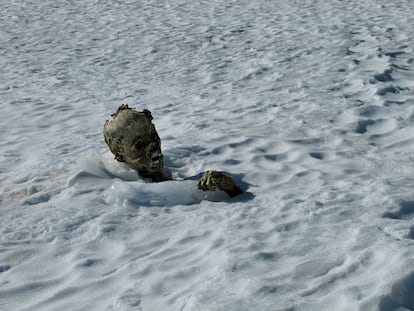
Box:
left=1, top=0, right=414, bottom=310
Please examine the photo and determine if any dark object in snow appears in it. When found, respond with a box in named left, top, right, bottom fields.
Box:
left=104, top=104, right=164, bottom=181
left=104, top=104, right=243, bottom=198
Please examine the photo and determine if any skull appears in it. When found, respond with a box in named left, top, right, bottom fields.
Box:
left=103, top=104, right=164, bottom=181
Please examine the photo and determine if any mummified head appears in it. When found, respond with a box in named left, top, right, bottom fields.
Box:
left=103, top=104, right=164, bottom=181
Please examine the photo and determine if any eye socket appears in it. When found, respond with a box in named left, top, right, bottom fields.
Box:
left=133, top=139, right=144, bottom=151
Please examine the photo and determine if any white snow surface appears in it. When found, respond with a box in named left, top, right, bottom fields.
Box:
left=1, top=0, right=414, bottom=310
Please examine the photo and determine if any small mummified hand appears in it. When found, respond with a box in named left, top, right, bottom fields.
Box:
left=197, top=170, right=243, bottom=198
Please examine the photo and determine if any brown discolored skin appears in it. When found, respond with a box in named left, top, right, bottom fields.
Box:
left=103, top=104, right=164, bottom=181
left=197, top=170, right=243, bottom=198
left=104, top=104, right=243, bottom=197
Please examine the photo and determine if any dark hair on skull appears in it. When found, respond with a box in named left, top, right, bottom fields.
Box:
left=103, top=104, right=164, bottom=181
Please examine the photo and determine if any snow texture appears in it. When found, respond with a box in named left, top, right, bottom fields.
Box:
left=1, top=0, right=414, bottom=310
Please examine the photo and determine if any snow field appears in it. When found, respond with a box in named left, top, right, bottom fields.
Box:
left=1, top=0, right=414, bottom=310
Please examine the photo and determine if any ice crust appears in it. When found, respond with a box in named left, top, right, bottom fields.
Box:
left=2, top=0, right=414, bottom=310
